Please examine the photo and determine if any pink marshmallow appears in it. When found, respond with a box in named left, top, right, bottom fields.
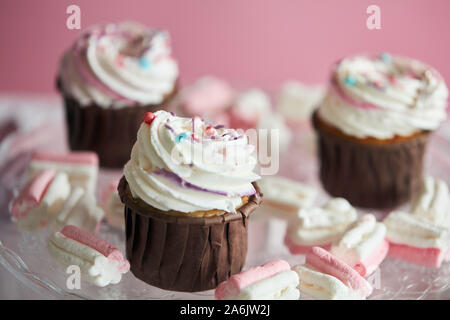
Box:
left=284, top=235, right=331, bottom=255
left=11, top=170, right=56, bottom=219
left=215, top=259, right=290, bottom=300
left=387, top=241, right=448, bottom=268
left=31, top=151, right=98, bottom=166
left=353, top=239, right=389, bottom=277
left=180, top=77, right=234, bottom=117
left=60, top=225, right=129, bottom=272
left=306, top=247, right=372, bottom=298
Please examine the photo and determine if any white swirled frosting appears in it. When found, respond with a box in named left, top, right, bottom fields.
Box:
left=124, top=110, right=260, bottom=213
left=58, top=22, right=179, bottom=108
left=318, top=54, right=449, bottom=139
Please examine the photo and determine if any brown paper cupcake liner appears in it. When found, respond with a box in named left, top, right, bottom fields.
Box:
left=118, top=176, right=263, bottom=292
left=313, top=111, right=430, bottom=209
left=58, top=80, right=178, bottom=168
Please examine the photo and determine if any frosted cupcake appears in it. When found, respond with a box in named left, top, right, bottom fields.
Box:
left=118, top=110, right=262, bottom=292
left=314, top=53, right=448, bottom=209
left=57, top=22, right=179, bottom=168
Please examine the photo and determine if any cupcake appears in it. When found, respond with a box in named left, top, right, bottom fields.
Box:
left=314, top=53, right=448, bottom=209
left=57, top=22, right=179, bottom=168
left=118, top=110, right=262, bottom=292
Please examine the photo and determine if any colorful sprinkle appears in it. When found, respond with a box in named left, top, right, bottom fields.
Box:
left=380, top=53, right=392, bottom=63
left=175, top=132, right=189, bottom=143
left=139, top=57, right=151, bottom=69
left=143, top=112, right=156, bottom=125
left=164, top=123, right=175, bottom=133
left=205, top=125, right=216, bottom=136
left=345, top=76, right=357, bottom=86
left=191, top=133, right=200, bottom=142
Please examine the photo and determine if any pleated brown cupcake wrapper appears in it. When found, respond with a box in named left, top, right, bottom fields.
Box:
left=313, top=112, right=430, bottom=210
left=118, top=176, right=263, bottom=292
left=59, top=84, right=178, bottom=168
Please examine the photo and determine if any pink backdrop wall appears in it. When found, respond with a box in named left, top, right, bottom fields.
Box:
left=1, top=0, right=450, bottom=93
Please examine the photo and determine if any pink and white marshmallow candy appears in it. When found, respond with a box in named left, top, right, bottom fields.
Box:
left=12, top=170, right=71, bottom=231
left=28, top=151, right=98, bottom=194
left=383, top=211, right=450, bottom=268
left=331, top=214, right=389, bottom=277
left=257, top=175, right=317, bottom=219
left=285, top=198, right=357, bottom=254
left=51, top=186, right=104, bottom=233
left=48, top=225, right=130, bottom=287
left=293, top=247, right=373, bottom=300
left=215, top=260, right=300, bottom=300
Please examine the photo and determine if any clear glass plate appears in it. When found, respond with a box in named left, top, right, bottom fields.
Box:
left=1, top=102, right=450, bottom=300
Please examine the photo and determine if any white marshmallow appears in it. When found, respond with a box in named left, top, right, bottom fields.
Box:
left=18, top=173, right=71, bottom=231
left=51, top=187, right=104, bottom=233
left=231, top=270, right=300, bottom=300
left=288, top=198, right=357, bottom=246
left=292, top=264, right=367, bottom=300
left=331, top=214, right=386, bottom=266
left=258, top=175, right=317, bottom=218
left=383, top=211, right=450, bottom=249
left=412, top=176, right=450, bottom=228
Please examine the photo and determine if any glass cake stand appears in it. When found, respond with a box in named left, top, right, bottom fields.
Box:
left=1, top=98, right=450, bottom=300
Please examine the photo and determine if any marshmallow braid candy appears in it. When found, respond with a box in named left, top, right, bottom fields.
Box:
left=383, top=211, right=450, bottom=268
left=48, top=225, right=130, bottom=287
left=411, top=176, right=450, bottom=228
left=331, top=214, right=389, bottom=277
left=101, top=179, right=125, bottom=229
left=292, top=247, right=373, bottom=300
left=11, top=170, right=71, bottom=231
left=257, top=175, right=317, bottom=219
left=215, top=260, right=300, bottom=300
left=285, top=198, right=357, bottom=254
left=28, top=151, right=99, bottom=194
left=51, top=186, right=104, bottom=233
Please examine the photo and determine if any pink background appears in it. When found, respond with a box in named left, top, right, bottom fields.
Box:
left=1, top=0, right=450, bottom=93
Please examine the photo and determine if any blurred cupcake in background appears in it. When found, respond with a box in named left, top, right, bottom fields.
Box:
left=57, top=22, right=179, bottom=168
left=313, top=53, right=448, bottom=209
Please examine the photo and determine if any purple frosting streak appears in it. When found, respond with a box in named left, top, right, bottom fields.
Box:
left=164, top=123, right=175, bottom=133
left=152, top=168, right=255, bottom=197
